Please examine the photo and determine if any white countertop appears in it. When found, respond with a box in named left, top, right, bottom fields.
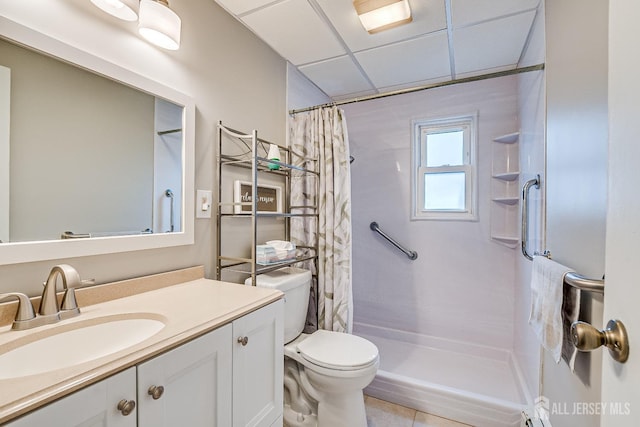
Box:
left=0, top=271, right=282, bottom=424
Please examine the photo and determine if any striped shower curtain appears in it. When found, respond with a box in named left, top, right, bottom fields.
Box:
left=289, top=106, right=353, bottom=333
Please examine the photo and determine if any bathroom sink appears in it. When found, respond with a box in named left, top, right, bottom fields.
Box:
left=0, top=315, right=165, bottom=379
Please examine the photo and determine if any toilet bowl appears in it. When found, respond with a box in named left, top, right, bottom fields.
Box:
left=248, top=267, right=379, bottom=427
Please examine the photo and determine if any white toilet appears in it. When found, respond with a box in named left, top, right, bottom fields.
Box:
left=248, top=267, right=379, bottom=427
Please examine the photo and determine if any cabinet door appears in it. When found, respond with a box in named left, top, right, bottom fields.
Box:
left=137, top=324, right=232, bottom=427
left=233, top=300, right=284, bottom=427
left=7, top=367, right=136, bottom=427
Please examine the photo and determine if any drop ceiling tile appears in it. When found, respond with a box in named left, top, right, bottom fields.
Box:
left=241, top=0, right=345, bottom=65
left=451, top=0, right=540, bottom=28
left=354, top=31, right=451, bottom=89
left=316, top=0, right=447, bottom=52
left=214, top=0, right=278, bottom=16
left=298, top=56, right=374, bottom=98
left=453, top=11, right=536, bottom=75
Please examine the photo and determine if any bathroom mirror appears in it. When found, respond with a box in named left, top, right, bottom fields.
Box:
left=0, top=17, right=195, bottom=265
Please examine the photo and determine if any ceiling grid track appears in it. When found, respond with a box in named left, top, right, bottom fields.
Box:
left=444, top=0, right=457, bottom=79
left=304, top=0, right=379, bottom=94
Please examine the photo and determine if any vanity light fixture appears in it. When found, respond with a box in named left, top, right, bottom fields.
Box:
left=90, top=0, right=139, bottom=21
left=138, top=0, right=182, bottom=50
left=353, top=0, right=412, bottom=34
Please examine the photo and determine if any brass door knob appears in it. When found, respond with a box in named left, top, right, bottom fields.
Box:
left=148, top=385, right=165, bottom=400
left=117, top=399, right=136, bottom=416
left=237, top=336, right=249, bottom=346
left=571, top=319, right=629, bottom=363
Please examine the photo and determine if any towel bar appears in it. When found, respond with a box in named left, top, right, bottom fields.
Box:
left=564, top=272, right=604, bottom=294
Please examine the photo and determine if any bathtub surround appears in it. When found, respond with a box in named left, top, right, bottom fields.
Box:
left=341, top=75, right=524, bottom=425
left=290, top=106, right=353, bottom=333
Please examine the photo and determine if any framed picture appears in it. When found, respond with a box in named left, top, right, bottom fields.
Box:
left=233, top=180, right=283, bottom=214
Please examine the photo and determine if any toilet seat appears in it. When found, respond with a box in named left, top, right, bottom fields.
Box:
left=296, top=330, right=379, bottom=371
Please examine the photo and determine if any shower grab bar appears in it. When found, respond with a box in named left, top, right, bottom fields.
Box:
left=165, top=189, right=175, bottom=233
left=522, top=175, right=605, bottom=293
left=521, top=174, right=549, bottom=261
left=370, top=222, right=418, bottom=260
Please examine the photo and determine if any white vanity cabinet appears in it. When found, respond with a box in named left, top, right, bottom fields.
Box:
left=137, top=323, right=233, bottom=427
left=6, top=300, right=284, bottom=427
left=233, top=299, right=284, bottom=427
left=6, top=367, right=137, bottom=427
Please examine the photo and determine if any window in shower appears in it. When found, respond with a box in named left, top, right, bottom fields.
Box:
left=411, top=114, right=478, bottom=221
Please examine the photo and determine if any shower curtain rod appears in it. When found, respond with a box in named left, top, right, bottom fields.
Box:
left=289, top=63, right=545, bottom=115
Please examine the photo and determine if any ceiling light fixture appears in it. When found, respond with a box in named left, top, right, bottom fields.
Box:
left=90, top=0, right=139, bottom=22
left=353, top=0, right=412, bottom=34
left=138, top=0, right=182, bottom=50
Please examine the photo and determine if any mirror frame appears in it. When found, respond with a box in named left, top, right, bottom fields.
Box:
left=0, top=16, right=195, bottom=265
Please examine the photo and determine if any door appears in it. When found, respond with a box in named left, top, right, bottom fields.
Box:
left=601, top=1, right=640, bottom=426
left=137, top=324, right=232, bottom=427
left=233, top=300, right=284, bottom=427
left=6, top=367, right=136, bottom=427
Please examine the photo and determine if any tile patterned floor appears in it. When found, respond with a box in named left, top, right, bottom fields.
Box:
left=365, top=396, right=472, bottom=427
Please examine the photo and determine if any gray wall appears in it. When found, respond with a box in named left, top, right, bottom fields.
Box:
left=0, top=0, right=286, bottom=295
left=543, top=0, right=609, bottom=425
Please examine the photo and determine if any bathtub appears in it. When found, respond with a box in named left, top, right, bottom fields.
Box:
left=355, top=322, right=528, bottom=427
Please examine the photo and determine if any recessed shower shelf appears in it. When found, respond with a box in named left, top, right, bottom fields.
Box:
left=490, top=131, right=520, bottom=248
left=492, top=197, right=519, bottom=205
left=493, top=132, right=520, bottom=144
left=491, top=236, right=520, bottom=248
left=492, top=172, right=520, bottom=181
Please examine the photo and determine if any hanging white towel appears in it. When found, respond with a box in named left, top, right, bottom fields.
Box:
left=529, top=256, right=572, bottom=363
left=561, top=283, right=581, bottom=371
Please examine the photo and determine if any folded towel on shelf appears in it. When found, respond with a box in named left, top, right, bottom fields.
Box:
left=266, top=240, right=296, bottom=259
left=561, top=282, right=581, bottom=371
left=529, top=256, right=572, bottom=363
left=256, top=241, right=296, bottom=265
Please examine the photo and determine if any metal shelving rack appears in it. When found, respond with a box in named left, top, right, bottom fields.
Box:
left=216, top=122, right=319, bottom=286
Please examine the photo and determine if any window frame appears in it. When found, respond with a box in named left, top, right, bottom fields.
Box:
left=411, top=113, right=478, bottom=221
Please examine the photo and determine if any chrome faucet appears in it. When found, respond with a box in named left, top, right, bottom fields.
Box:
left=39, top=264, right=82, bottom=321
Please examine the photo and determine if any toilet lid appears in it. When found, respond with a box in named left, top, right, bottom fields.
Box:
left=296, top=330, right=378, bottom=370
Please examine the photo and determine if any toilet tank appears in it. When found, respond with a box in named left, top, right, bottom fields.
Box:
left=245, top=267, right=311, bottom=343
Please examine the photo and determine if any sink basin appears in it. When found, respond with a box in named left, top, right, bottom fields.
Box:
left=0, top=315, right=165, bottom=379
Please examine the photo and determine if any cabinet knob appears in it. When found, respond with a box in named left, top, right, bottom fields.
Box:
left=148, top=385, right=165, bottom=400
left=117, top=399, right=136, bottom=416
left=237, top=336, right=249, bottom=346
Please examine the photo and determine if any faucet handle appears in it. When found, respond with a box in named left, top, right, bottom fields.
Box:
left=59, top=266, right=82, bottom=319
left=0, top=292, right=37, bottom=331
left=59, top=288, right=80, bottom=319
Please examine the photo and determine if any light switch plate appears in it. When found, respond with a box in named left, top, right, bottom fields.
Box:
left=196, top=189, right=212, bottom=219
